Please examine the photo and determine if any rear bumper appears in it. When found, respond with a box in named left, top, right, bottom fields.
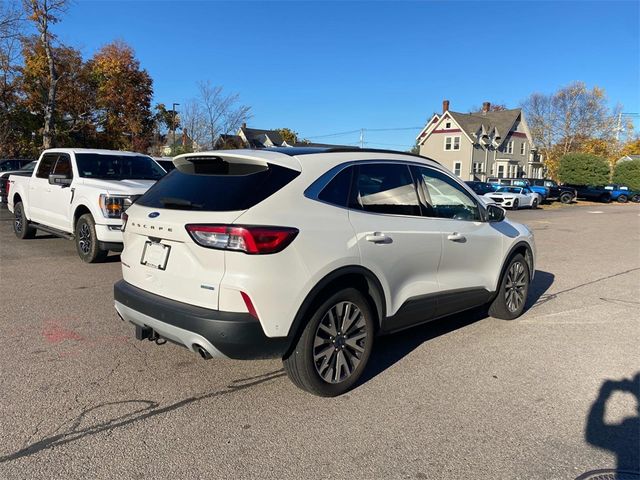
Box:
left=113, top=280, right=289, bottom=360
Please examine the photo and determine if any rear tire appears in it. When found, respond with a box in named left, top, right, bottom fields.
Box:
left=13, top=201, right=36, bottom=239
left=617, top=195, right=628, bottom=203
left=283, top=288, right=375, bottom=397
left=75, top=214, right=108, bottom=263
left=559, top=192, right=573, bottom=204
left=488, top=253, right=530, bottom=320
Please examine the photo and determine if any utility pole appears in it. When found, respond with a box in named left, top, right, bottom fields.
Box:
left=359, top=128, right=364, bottom=148
left=172, top=102, right=180, bottom=149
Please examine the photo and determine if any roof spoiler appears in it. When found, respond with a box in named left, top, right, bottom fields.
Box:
left=172, top=149, right=302, bottom=173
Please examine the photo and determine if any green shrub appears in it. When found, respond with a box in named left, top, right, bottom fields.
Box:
left=612, top=159, right=640, bottom=191
left=557, top=153, right=610, bottom=185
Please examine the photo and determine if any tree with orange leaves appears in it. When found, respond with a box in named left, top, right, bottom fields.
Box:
left=89, top=40, right=154, bottom=152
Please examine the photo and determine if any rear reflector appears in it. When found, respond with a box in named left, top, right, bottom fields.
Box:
left=185, top=224, right=298, bottom=254
left=240, top=291, right=259, bottom=319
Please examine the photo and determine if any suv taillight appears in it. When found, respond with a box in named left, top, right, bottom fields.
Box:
left=185, top=224, right=298, bottom=254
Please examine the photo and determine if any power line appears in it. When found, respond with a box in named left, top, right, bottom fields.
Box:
left=304, top=126, right=423, bottom=139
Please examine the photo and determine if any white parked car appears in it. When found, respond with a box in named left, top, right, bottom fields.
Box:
left=483, top=186, right=541, bottom=210
left=8, top=149, right=165, bottom=262
left=114, top=148, right=536, bottom=396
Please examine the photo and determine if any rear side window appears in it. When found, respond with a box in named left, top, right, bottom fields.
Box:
left=318, top=167, right=353, bottom=207
left=351, top=164, right=421, bottom=216
left=36, top=154, right=58, bottom=178
left=136, top=161, right=299, bottom=211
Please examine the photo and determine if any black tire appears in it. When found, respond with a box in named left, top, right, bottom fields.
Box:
left=13, top=201, right=36, bottom=239
left=283, top=288, right=375, bottom=397
left=488, top=253, right=530, bottom=320
left=559, top=192, right=573, bottom=204
left=601, top=194, right=611, bottom=203
left=512, top=199, right=519, bottom=210
left=631, top=194, right=640, bottom=203
left=617, top=194, right=628, bottom=203
left=532, top=198, right=539, bottom=209
left=75, top=213, right=108, bottom=263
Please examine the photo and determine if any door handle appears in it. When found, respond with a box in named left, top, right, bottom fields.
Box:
left=447, top=232, right=466, bottom=242
left=365, top=232, right=392, bottom=244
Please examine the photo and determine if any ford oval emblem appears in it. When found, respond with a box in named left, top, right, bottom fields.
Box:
left=148, top=212, right=160, bottom=218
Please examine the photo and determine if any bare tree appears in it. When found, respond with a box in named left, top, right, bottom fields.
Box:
left=521, top=82, right=622, bottom=177
left=23, top=0, right=68, bottom=149
left=180, top=99, right=207, bottom=152
left=196, top=80, right=251, bottom=149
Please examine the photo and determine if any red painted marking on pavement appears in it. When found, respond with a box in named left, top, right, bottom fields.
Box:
left=42, top=320, right=84, bottom=343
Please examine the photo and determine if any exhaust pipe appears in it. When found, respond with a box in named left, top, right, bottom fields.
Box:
left=194, top=344, right=212, bottom=360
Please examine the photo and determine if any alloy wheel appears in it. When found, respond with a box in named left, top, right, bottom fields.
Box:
left=14, top=207, right=23, bottom=233
left=313, top=301, right=367, bottom=384
left=78, top=223, right=92, bottom=255
left=505, top=261, right=527, bottom=313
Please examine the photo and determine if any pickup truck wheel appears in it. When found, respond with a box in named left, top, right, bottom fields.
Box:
left=559, top=192, right=573, bottom=204
left=13, top=201, right=36, bottom=239
left=631, top=194, right=640, bottom=203
left=601, top=194, right=611, bottom=203
left=283, top=288, right=374, bottom=397
left=489, top=253, right=530, bottom=320
left=75, top=214, right=108, bottom=263
left=617, top=194, right=628, bottom=203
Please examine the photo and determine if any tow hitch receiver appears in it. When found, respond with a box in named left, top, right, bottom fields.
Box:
left=135, top=325, right=153, bottom=341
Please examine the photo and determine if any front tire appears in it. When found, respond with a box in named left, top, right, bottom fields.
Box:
left=13, top=201, right=36, bottom=239
left=559, top=192, right=573, bottom=204
left=617, top=194, right=628, bottom=203
left=631, top=194, right=640, bottom=203
left=532, top=198, right=539, bottom=209
left=512, top=199, right=519, bottom=210
left=75, top=214, right=108, bottom=263
left=283, top=288, right=375, bottom=397
left=488, top=253, right=530, bottom=320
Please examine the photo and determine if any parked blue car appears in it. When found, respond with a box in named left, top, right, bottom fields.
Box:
left=603, top=184, right=640, bottom=203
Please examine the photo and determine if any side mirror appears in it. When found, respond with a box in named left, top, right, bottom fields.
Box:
left=49, top=174, right=72, bottom=186
left=486, top=204, right=506, bottom=222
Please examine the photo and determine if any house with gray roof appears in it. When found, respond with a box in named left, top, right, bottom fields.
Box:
left=417, top=100, right=544, bottom=181
left=617, top=154, right=640, bottom=163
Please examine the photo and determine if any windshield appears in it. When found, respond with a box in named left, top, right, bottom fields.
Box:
left=497, top=187, right=521, bottom=194
left=75, top=153, right=165, bottom=180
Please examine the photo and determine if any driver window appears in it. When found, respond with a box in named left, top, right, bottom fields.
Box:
left=414, top=166, right=481, bottom=221
left=52, top=155, right=73, bottom=178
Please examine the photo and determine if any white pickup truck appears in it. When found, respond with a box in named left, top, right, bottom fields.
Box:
left=8, top=148, right=165, bottom=262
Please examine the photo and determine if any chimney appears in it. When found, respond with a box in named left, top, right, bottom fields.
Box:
left=482, top=102, right=491, bottom=113
left=442, top=100, right=450, bottom=113
left=242, top=122, right=247, bottom=129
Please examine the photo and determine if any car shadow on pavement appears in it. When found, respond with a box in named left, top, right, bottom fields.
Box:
left=360, top=269, right=555, bottom=387
left=0, top=369, right=286, bottom=464
left=580, top=373, right=640, bottom=477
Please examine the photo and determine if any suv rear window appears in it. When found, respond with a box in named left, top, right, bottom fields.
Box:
left=136, top=161, right=299, bottom=211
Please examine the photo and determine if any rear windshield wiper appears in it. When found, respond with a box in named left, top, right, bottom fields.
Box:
left=159, top=197, right=204, bottom=209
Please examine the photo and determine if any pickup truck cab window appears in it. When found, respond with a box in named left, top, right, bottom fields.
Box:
left=36, top=154, right=58, bottom=178
left=52, top=154, right=73, bottom=178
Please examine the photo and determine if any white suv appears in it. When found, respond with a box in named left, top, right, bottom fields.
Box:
left=114, top=148, right=535, bottom=396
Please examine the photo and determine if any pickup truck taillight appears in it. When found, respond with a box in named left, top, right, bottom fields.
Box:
left=5, top=179, right=9, bottom=198
left=185, top=225, right=298, bottom=254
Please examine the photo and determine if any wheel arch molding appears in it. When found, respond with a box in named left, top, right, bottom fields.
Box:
left=499, top=241, right=535, bottom=286
left=284, top=266, right=387, bottom=356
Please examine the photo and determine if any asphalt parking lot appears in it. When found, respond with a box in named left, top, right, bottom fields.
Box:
left=0, top=203, right=638, bottom=480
